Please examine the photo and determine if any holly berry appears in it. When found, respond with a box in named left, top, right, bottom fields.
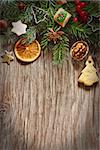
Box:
left=80, top=11, right=88, bottom=17
left=0, top=19, right=8, bottom=29
left=81, top=15, right=88, bottom=22
left=76, top=5, right=82, bottom=13
left=17, top=2, right=26, bottom=11
left=79, top=2, right=87, bottom=8
left=73, top=17, right=78, bottom=22
left=79, top=11, right=88, bottom=22
left=75, top=0, right=80, bottom=5
left=75, top=0, right=88, bottom=23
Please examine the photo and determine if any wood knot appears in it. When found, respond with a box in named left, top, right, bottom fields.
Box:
left=0, top=102, right=10, bottom=118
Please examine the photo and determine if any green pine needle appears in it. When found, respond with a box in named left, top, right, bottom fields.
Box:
left=21, top=27, right=36, bottom=44
left=52, top=35, right=69, bottom=64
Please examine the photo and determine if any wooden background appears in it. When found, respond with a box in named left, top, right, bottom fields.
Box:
left=0, top=48, right=99, bottom=150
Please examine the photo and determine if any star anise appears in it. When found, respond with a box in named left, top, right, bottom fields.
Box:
left=47, top=27, right=64, bottom=44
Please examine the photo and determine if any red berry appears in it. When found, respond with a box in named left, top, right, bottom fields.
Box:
left=82, top=15, right=88, bottom=22
left=79, top=2, right=87, bottom=8
left=76, top=5, right=81, bottom=13
left=80, top=11, right=88, bottom=17
left=73, top=17, right=78, bottom=22
left=80, top=13, right=88, bottom=22
left=75, top=0, right=80, bottom=5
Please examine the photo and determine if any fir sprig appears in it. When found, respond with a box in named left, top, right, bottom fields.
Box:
left=0, top=28, right=15, bottom=45
left=0, top=0, right=16, bottom=5
left=41, top=29, right=69, bottom=64
left=64, top=21, right=92, bottom=43
left=1, top=2, right=20, bottom=21
left=41, top=32, right=49, bottom=51
left=52, top=35, right=69, bottom=64
left=21, top=27, right=36, bottom=44
left=18, top=4, right=33, bottom=23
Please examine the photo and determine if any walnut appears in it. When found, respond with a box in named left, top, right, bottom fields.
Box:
left=70, top=41, right=89, bottom=61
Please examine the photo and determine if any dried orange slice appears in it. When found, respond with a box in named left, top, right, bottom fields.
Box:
left=14, top=38, right=41, bottom=62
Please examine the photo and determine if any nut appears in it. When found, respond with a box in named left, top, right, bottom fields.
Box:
left=72, top=51, right=75, bottom=57
left=73, top=47, right=79, bottom=53
left=76, top=43, right=83, bottom=49
left=70, top=41, right=89, bottom=61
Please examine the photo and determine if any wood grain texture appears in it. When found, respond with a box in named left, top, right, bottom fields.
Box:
left=0, top=49, right=99, bottom=150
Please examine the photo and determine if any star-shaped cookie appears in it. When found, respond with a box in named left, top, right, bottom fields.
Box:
left=11, top=20, right=27, bottom=36
left=2, top=51, right=14, bottom=65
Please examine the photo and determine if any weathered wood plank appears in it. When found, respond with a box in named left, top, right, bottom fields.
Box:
left=0, top=50, right=99, bottom=150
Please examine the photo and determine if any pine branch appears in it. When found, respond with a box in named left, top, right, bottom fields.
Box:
left=89, top=31, right=100, bottom=48
left=41, top=31, right=69, bottom=64
left=0, top=0, right=16, bottom=5
left=0, top=28, right=15, bottom=45
left=18, top=4, right=33, bottom=23
left=41, top=32, right=49, bottom=50
left=21, top=26, right=36, bottom=44
left=84, top=2, right=99, bottom=16
left=52, top=35, right=69, bottom=64
left=64, top=22, right=92, bottom=42
left=1, top=3, right=20, bottom=22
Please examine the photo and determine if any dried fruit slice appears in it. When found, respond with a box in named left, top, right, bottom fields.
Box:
left=14, top=38, right=41, bottom=62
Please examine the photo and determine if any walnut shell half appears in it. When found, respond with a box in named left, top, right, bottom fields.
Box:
left=70, top=41, right=89, bottom=61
